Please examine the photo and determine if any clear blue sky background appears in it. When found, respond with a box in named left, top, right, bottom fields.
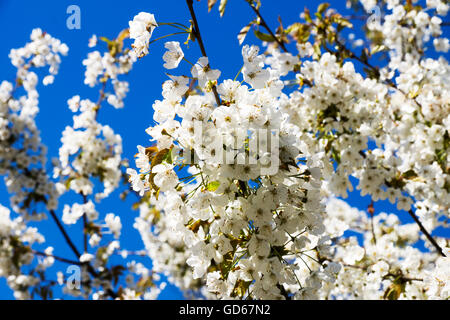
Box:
left=0, top=0, right=448, bottom=299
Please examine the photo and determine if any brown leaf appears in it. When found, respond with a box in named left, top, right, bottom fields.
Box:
left=208, top=0, right=218, bottom=12
left=219, top=0, right=228, bottom=17
left=238, top=22, right=252, bottom=45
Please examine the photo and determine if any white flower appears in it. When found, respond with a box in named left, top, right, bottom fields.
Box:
left=342, top=245, right=365, bottom=265
left=82, top=51, right=103, bottom=87
left=42, top=75, right=54, bottom=86
left=434, top=38, right=449, bottom=52
left=129, top=12, right=157, bottom=39
left=105, top=213, right=122, bottom=238
left=62, top=203, right=84, bottom=225
left=297, top=42, right=314, bottom=58
left=135, top=145, right=151, bottom=173
left=127, top=168, right=146, bottom=196
left=67, top=95, right=81, bottom=112
left=191, top=57, right=221, bottom=88
left=241, top=45, right=270, bottom=89
left=129, top=12, right=158, bottom=58
left=80, top=253, right=94, bottom=263
left=88, top=35, right=97, bottom=48
left=162, top=41, right=184, bottom=69
left=162, top=75, right=189, bottom=101
left=152, top=163, right=178, bottom=191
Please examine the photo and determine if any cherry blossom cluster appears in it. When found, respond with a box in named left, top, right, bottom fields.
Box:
left=129, top=15, right=344, bottom=299
left=54, top=37, right=137, bottom=201
left=128, top=0, right=449, bottom=300
left=289, top=0, right=450, bottom=233
left=0, top=203, right=50, bottom=299
left=0, top=0, right=448, bottom=301
left=50, top=33, right=166, bottom=299
left=1, top=28, right=68, bottom=220
left=0, top=28, right=163, bottom=300
left=322, top=198, right=449, bottom=300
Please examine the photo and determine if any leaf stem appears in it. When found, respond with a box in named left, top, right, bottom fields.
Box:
left=149, top=31, right=189, bottom=45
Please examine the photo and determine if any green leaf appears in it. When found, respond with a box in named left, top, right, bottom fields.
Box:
left=163, top=147, right=173, bottom=164
left=313, top=41, right=321, bottom=59
left=303, top=8, right=313, bottom=23
left=99, top=36, right=113, bottom=45
left=402, top=169, right=418, bottom=180
left=254, top=29, right=276, bottom=42
left=383, top=281, right=405, bottom=300
left=207, top=181, right=221, bottom=192
left=317, top=2, right=330, bottom=14
left=286, top=23, right=310, bottom=43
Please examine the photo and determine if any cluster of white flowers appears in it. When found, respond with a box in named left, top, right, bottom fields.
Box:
left=82, top=47, right=135, bottom=109
left=0, top=28, right=68, bottom=219
left=129, top=12, right=158, bottom=58
left=62, top=201, right=98, bottom=225
left=0, top=204, right=50, bottom=299
left=289, top=1, right=450, bottom=233
left=0, top=27, right=164, bottom=300
left=129, top=0, right=449, bottom=300
left=54, top=39, right=139, bottom=202
left=130, top=35, right=350, bottom=298
left=0, top=0, right=448, bottom=301
left=321, top=198, right=449, bottom=300
left=163, top=41, right=184, bottom=69
left=55, top=96, right=124, bottom=200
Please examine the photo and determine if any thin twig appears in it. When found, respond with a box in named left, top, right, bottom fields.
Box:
left=33, top=250, right=82, bottom=265
left=368, top=201, right=377, bottom=245
left=49, top=210, right=82, bottom=258
left=408, top=209, right=446, bottom=257
left=82, top=195, right=89, bottom=254
left=245, top=0, right=288, bottom=52
left=408, top=209, right=445, bottom=257
left=186, top=0, right=221, bottom=106
left=48, top=209, right=118, bottom=298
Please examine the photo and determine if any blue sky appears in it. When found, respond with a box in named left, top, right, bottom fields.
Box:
left=0, top=0, right=448, bottom=299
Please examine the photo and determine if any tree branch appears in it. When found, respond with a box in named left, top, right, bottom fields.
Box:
left=368, top=201, right=377, bottom=245
left=49, top=209, right=118, bottom=298
left=49, top=209, right=82, bottom=258
left=408, top=209, right=446, bottom=257
left=33, top=250, right=82, bottom=266
left=82, top=194, right=89, bottom=253
left=186, top=0, right=221, bottom=106
left=245, top=0, right=288, bottom=53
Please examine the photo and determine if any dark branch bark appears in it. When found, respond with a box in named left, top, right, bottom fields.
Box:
left=186, top=0, right=221, bottom=106
left=245, top=0, right=288, bottom=53
left=408, top=209, right=446, bottom=257
left=82, top=195, right=89, bottom=253
left=49, top=209, right=118, bottom=298
left=49, top=209, right=82, bottom=258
